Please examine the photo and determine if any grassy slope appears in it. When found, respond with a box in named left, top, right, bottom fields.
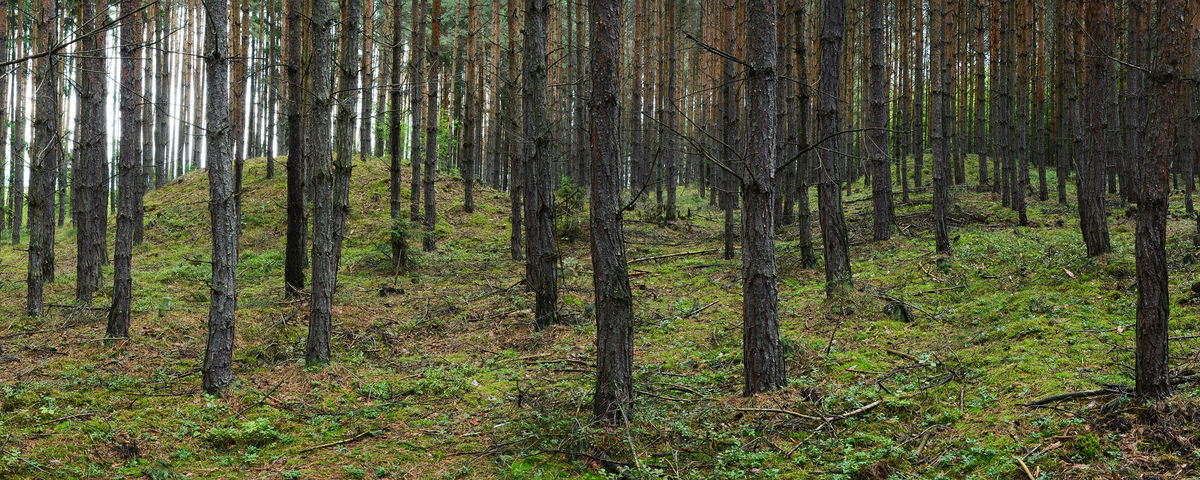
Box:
left=1, top=155, right=1199, bottom=479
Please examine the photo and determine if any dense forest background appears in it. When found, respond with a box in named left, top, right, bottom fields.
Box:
left=2, top=0, right=1200, bottom=478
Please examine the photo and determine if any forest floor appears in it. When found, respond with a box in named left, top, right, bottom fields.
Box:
left=2, top=155, right=1200, bottom=479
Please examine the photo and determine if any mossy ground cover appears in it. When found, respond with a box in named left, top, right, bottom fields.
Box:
left=2, top=155, right=1199, bottom=479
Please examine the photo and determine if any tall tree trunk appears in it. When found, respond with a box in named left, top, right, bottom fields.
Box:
left=109, top=0, right=144, bottom=338
left=589, top=0, right=634, bottom=423
left=202, top=0, right=238, bottom=394
left=155, top=6, right=170, bottom=189
left=794, top=0, right=815, bottom=268
left=911, top=3, right=924, bottom=190
left=663, top=0, right=677, bottom=221
left=11, top=11, right=26, bottom=246
left=1078, top=0, right=1112, bottom=256
left=868, top=0, right=891, bottom=241
left=0, top=3, right=7, bottom=243
left=422, top=0, right=442, bottom=251
left=817, top=0, right=852, bottom=294
left=506, top=0, right=522, bottom=260
left=75, top=0, right=107, bottom=305
left=390, top=0, right=410, bottom=270
left=741, top=0, right=784, bottom=395
left=361, top=0, right=375, bottom=154
left=333, top=0, right=363, bottom=267
left=284, top=0, right=307, bottom=295
left=307, top=0, right=336, bottom=366
left=930, top=0, right=949, bottom=253
left=523, top=0, right=557, bottom=330
left=460, top=0, right=479, bottom=213
left=408, top=0, right=427, bottom=222
left=28, top=0, right=60, bottom=316
left=1135, top=0, right=1183, bottom=400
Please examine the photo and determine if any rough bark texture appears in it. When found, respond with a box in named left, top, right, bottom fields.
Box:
left=1135, top=0, right=1182, bottom=400
left=867, top=0, right=891, bottom=241
left=109, top=0, right=144, bottom=338
left=423, top=0, right=442, bottom=251
left=741, top=0, right=785, bottom=396
left=817, top=0, right=852, bottom=294
left=663, top=0, right=677, bottom=221
left=202, top=0, right=239, bottom=394
left=911, top=3, right=924, bottom=190
left=460, top=0, right=479, bottom=213
left=1078, top=0, right=1112, bottom=256
left=505, top=0, right=522, bottom=261
left=284, top=0, right=307, bottom=295
left=408, top=0, right=428, bottom=222
left=333, top=0, right=363, bottom=269
left=390, top=0, right=410, bottom=270
left=360, top=0, right=375, bottom=154
left=155, top=6, right=170, bottom=189
left=75, top=0, right=107, bottom=305
left=307, top=0, right=336, bottom=366
left=28, top=0, right=60, bottom=317
left=523, top=0, right=557, bottom=330
left=10, top=23, right=26, bottom=246
left=931, top=0, right=949, bottom=253
left=589, top=0, right=634, bottom=423
left=795, top=1, right=815, bottom=268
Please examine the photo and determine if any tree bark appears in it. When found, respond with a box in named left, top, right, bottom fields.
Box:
left=390, top=0, right=410, bottom=270
left=741, top=0, right=785, bottom=396
left=422, top=0, right=442, bottom=251
left=460, top=0, right=479, bottom=213
left=1134, top=0, right=1183, bottom=401
left=505, top=0, right=522, bottom=261
left=868, top=0, right=892, bottom=241
left=817, top=0, right=852, bottom=294
left=409, top=0, right=428, bottom=222
left=589, top=0, right=634, bottom=422
left=75, top=0, right=107, bottom=305
left=27, top=0, right=60, bottom=317
left=1078, top=0, right=1112, bottom=256
left=109, top=0, right=144, bottom=337
left=523, top=0, right=557, bottom=330
left=284, top=0, right=307, bottom=295
left=307, top=0, right=336, bottom=366
left=334, top=0, right=363, bottom=267
left=202, top=0, right=239, bottom=394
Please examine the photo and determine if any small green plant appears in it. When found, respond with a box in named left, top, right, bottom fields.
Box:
left=201, top=418, right=281, bottom=450
left=554, top=177, right=587, bottom=243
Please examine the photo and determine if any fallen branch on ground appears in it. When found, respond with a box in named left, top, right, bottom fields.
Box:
left=629, top=249, right=718, bottom=265
left=1024, top=388, right=1122, bottom=407
left=297, top=430, right=375, bottom=454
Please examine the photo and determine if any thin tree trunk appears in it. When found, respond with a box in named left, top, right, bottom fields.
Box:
left=460, top=0, right=479, bottom=213
left=506, top=0, right=522, bottom=260
left=284, top=0, right=307, bottom=295
left=390, top=0, right=409, bottom=270
left=868, top=0, right=891, bottom=241
left=408, top=0, right=427, bottom=222
left=155, top=6, right=170, bottom=189
left=422, top=0, right=442, bottom=251
left=333, top=0, right=363, bottom=267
